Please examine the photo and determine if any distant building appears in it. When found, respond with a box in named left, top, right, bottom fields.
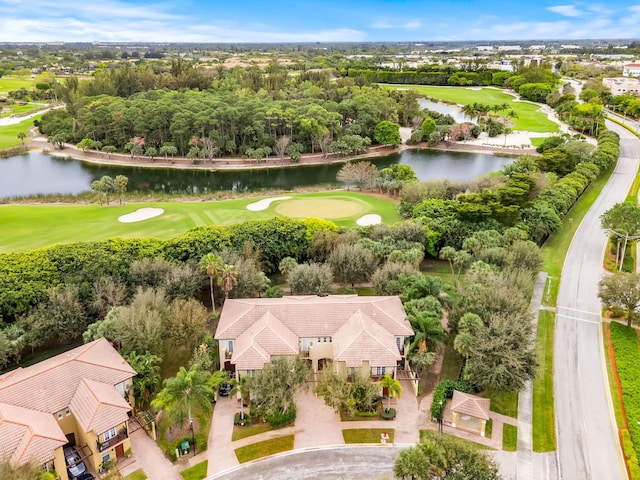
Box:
left=603, top=77, right=640, bottom=95
left=476, top=46, right=494, bottom=52
left=623, top=63, right=640, bottom=77
left=498, top=45, right=521, bottom=51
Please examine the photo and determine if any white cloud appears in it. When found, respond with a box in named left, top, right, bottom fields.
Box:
left=371, top=20, right=423, bottom=29
left=547, top=5, right=582, bottom=17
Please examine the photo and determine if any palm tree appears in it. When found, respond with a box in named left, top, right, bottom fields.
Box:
left=393, top=446, right=429, bottom=480
left=199, top=253, right=222, bottom=311
left=218, top=263, right=239, bottom=299
left=17, top=132, right=26, bottom=145
left=230, top=375, right=251, bottom=420
left=151, top=365, right=227, bottom=425
left=379, top=373, right=402, bottom=411
left=406, top=312, right=446, bottom=355
left=124, top=351, right=162, bottom=410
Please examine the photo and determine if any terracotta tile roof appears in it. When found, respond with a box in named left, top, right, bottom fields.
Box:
left=0, top=338, right=136, bottom=414
left=216, top=296, right=412, bottom=370
left=70, top=379, right=131, bottom=435
left=0, top=402, right=67, bottom=466
left=451, top=391, right=491, bottom=420
left=333, top=311, right=401, bottom=368
left=232, top=312, right=299, bottom=370
left=0, top=338, right=136, bottom=468
left=216, top=295, right=413, bottom=341
left=625, top=63, right=640, bottom=67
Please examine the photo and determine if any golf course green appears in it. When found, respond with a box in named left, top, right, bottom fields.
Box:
left=384, top=85, right=559, bottom=133
left=0, top=192, right=401, bottom=253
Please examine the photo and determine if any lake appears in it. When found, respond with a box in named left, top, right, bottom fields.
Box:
left=418, top=98, right=472, bottom=124
left=0, top=149, right=514, bottom=199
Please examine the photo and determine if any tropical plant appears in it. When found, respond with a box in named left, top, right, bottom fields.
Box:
left=151, top=365, right=227, bottom=425
left=379, top=373, right=402, bottom=411
left=199, top=253, right=222, bottom=310
left=218, top=263, right=239, bottom=299
left=124, top=351, right=162, bottom=410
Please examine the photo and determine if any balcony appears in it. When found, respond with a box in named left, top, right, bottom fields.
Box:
left=98, top=429, right=128, bottom=452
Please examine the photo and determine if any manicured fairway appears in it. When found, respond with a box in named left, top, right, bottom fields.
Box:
left=0, top=115, right=40, bottom=149
left=383, top=85, right=558, bottom=133
left=0, top=77, right=33, bottom=93
left=0, top=192, right=401, bottom=252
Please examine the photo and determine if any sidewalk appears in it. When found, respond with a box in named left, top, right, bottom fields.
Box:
left=119, top=429, right=181, bottom=480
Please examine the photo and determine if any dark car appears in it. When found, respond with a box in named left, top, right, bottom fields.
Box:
left=218, top=382, right=232, bottom=396
left=76, top=474, right=95, bottom=480
left=63, top=446, right=87, bottom=479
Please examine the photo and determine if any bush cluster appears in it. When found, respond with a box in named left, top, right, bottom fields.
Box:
left=234, top=412, right=252, bottom=426
left=429, top=379, right=472, bottom=420
left=265, top=404, right=296, bottom=428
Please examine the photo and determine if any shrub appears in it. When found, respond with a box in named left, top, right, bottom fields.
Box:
left=382, top=408, right=397, bottom=420
left=265, top=404, right=296, bottom=428
left=430, top=380, right=472, bottom=420
left=234, top=412, right=252, bottom=426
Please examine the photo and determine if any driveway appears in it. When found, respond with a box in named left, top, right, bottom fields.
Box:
left=119, top=429, right=181, bottom=480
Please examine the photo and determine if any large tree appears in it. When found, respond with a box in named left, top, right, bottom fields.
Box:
left=328, top=242, right=377, bottom=286
left=394, top=434, right=501, bottom=480
left=287, top=262, right=333, bottom=296
left=151, top=365, right=227, bottom=425
left=598, top=272, right=640, bottom=327
left=601, top=202, right=640, bottom=270
left=124, top=351, right=162, bottom=410
left=374, top=120, right=402, bottom=147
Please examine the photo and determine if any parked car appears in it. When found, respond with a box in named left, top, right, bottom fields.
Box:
left=218, top=382, right=232, bottom=396
left=76, top=474, right=95, bottom=480
left=63, top=446, right=87, bottom=479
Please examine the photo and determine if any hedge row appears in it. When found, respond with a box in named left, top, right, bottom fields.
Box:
left=610, top=322, right=640, bottom=472
left=430, top=379, right=472, bottom=420
left=0, top=217, right=336, bottom=321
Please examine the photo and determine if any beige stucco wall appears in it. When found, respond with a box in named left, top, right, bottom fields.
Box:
left=308, top=342, right=334, bottom=371
left=52, top=447, right=69, bottom=480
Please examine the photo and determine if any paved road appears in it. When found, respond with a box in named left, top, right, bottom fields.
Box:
left=207, top=446, right=399, bottom=480
left=554, top=120, right=639, bottom=480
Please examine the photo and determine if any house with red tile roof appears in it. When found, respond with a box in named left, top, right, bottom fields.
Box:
left=623, top=62, right=640, bottom=77
left=215, top=295, right=414, bottom=381
left=0, top=338, right=136, bottom=479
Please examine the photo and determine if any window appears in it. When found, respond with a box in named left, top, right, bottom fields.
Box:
left=376, top=367, right=386, bottom=376
left=65, top=407, right=71, bottom=417
left=57, top=411, right=63, bottom=420
left=116, top=382, right=125, bottom=397
left=228, top=340, right=234, bottom=352
left=247, top=370, right=255, bottom=378
left=103, top=427, right=117, bottom=441
left=396, top=337, right=401, bottom=350
left=101, top=452, right=110, bottom=464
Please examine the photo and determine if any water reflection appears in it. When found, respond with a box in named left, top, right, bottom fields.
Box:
left=0, top=149, right=514, bottom=199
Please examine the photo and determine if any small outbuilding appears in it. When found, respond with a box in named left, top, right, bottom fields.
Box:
left=450, top=391, right=491, bottom=437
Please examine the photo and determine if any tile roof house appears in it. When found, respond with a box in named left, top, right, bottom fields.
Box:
left=215, top=295, right=414, bottom=381
left=623, top=63, right=640, bottom=77
left=0, top=338, right=136, bottom=479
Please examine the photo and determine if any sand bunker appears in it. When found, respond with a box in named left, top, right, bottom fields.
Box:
left=356, top=214, right=382, bottom=226
left=247, top=196, right=292, bottom=212
left=118, top=208, right=164, bottom=223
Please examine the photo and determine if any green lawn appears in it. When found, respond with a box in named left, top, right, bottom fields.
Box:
left=532, top=310, right=556, bottom=452
left=342, top=428, right=395, bottom=443
left=0, top=77, right=33, bottom=93
left=234, top=434, right=294, bottom=463
left=503, top=424, right=518, bottom=451
left=420, top=260, right=455, bottom=291
left=121, top=469, right=147, bottom=480
left=383, top=85, right=558, bottom=133
left=440, top=335, right=464, bottom=382
left=541, top=166, right=615, bottom=306
left=529, top=137, right=547, bottom=148
left=479, top=387, right=518, bottom=418
left=0, top=192, right=401, bottom=253
left=0, top=115, right=40, bottom=149
left=420, top=429, right=493, bottom=450
left=180, top=460, right=208, bottom=480
left=232, top=421, right=278, bottom=441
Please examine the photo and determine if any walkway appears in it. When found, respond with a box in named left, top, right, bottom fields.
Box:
left=119, top=429, right=181, bottom=480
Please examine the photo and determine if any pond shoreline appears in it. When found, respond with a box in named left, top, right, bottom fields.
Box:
left=23, top=136, right=536, bottom=172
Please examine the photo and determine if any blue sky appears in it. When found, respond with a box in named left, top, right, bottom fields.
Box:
left=0, top=0, right=639, bottom=42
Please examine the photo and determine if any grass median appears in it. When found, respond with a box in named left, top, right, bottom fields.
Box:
left=532, top=310, right=556, bottom=452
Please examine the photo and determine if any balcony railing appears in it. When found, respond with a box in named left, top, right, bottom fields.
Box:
left=98, top=430, right=128, bottom=452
